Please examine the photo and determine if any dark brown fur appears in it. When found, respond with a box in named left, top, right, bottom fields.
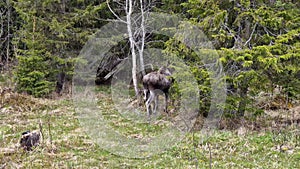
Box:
left=20, top=130, right=41, bottom=151
left=142, top=67, right=173, bottom=120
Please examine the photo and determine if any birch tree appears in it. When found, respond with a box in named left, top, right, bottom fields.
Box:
left=107, top=0, right=150, bottom=96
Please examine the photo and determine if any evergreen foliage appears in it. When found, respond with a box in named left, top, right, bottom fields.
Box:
left=0, top=0, right=17, bottom=67
left=12, top=0, right=109, bottom=96
left=1, top=0, right=298, bottom=117
left=172, top=0, right=300, bottom=116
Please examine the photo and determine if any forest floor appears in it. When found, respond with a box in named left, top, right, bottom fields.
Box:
left=0, top=82, right=300, bottom=168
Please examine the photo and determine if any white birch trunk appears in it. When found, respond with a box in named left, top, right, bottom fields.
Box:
left=126, top=0, right=139, bottom=96
left=138, top=0, right=146, bottom=76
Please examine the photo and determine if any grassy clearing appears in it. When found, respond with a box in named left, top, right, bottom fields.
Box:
left=0, top=88, right=299, bottom=168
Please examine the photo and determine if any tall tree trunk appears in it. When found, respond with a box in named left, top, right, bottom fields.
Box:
left=139, top=0, right=146, bottom=76
left=6, top=0, right=10, bottom=64
left=237, top=84, right=248, bottom=117
left=126, top=0, right=139, bottom=96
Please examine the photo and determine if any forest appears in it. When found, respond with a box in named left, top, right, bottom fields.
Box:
left=0, top=0, right=299, bottom=168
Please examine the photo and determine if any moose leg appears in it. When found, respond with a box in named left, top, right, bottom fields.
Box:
left=143, top=89, right=149, bottom=101
left=153, top=94, right=159, bottom=115
left=164, top=93, right=169, bottom=114
left=146, top=90, right=155, bottom=120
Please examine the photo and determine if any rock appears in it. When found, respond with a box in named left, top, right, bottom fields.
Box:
left=20, top=130, right=41, bottom=151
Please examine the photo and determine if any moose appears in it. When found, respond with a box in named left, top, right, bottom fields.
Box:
left=142, top=66, right=173, bottom=120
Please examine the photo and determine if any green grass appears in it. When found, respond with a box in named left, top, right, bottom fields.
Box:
left=0, top=92, right=299, bottom=168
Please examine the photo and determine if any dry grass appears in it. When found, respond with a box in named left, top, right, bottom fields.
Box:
left=0, top=85, right=299, bottom=168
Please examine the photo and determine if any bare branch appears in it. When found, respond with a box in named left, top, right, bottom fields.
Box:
left=106, top=0, right=127, bottom=24
left=94, top=17, right=127, bottom=23
left=222, top=23, right=239, bottom=48
left=112, top=0, right=126, bottom=6
left=244, top=22, right=257, bottom=47
left=263, top=26, right=277, bottom=36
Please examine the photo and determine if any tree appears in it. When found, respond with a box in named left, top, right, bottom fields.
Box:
left=168, top=0, right=300, bottom=116
left=0, top=0, right=14, bottom=69
left=13, top=0, right=108, bottom=96
left=107, top=0, right=152, bottom=96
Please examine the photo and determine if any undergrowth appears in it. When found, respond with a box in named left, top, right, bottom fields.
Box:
left=0, top=86, right=299, bottom=168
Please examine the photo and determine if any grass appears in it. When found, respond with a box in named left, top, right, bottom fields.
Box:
left=0, top=87, right=299, bottom=168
